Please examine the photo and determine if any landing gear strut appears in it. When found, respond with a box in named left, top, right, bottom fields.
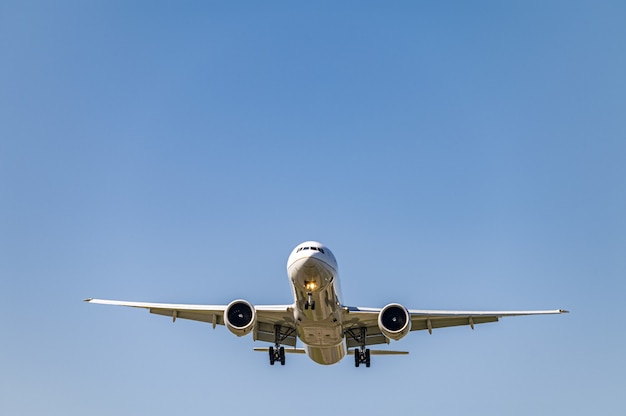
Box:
left=347, top=327, right=371, bottom=368
left=268, top=324, right=294, bottom=366
left=304, top=292, right=316, bottom=310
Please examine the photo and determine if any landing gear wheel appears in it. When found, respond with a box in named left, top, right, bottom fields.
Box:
left=269, top=346, right=285, bottom=366
left=268, top=324, right=294, bottom=367
left=354, top=348, right=371, bottom=368
left=348, top=328, right=372, bottom=368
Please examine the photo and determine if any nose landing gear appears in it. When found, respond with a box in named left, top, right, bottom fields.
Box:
left=304, top=292, right=316, bottom=310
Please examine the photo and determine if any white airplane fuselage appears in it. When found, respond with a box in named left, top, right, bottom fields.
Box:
left=287, top=241, right=345, bottom=365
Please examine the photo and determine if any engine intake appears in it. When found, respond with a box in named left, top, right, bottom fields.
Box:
left=378, top=303, right=411, bottom=341
left=224, top=299, right=256, bottom=336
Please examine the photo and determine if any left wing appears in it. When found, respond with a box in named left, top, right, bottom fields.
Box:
left=342, top=306, right=568, bottom=347
left=84, top=298, right=297, bottom=346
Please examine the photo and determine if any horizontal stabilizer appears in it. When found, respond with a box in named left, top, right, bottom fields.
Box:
left=253, top=347, right=306, bottom=354
left=347, top=350, right=409, bottom=355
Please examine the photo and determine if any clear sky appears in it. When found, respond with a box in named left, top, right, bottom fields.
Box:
left=1, top=1, right=624, bottom=415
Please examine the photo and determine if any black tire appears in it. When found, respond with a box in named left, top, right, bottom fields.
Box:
left=279, top=347, right=285, bottom=365
left=365, top=349, right=371, bottom=368
left=354, top=351, right=360, bottom=367
left=269, top=347, right=275, bottom=365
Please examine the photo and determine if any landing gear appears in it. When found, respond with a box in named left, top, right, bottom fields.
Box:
left=269, top=346, right=285, bottom=366
left=354, top=348, right=370, bottom=368
left=347, top=327, right=371, bottom=368
left=304, top=292, right=316, bottom=310
left=268, top=325, right=293, bottom=366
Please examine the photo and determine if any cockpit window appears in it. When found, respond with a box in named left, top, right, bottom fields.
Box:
left=296, top=246, right=325, bottom=254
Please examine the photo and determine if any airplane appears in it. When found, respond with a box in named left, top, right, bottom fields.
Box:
left=85, top=241, right=568, bottom=367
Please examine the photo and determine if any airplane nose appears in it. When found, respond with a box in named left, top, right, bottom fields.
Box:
left=292, top=256, right=333, bottom=292
left=302, top=261, right=322, bottom=280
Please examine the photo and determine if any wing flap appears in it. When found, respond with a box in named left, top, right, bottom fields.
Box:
left=150, top=308, right=224, bottom=325
left=254, top=321, right=297, bottom=347
left=346, top=331, right=389, bottom=348
left=411, top=315, right=499, bottom=331
left=253, top=347, right=306, bottom=354
left=347, top=350, right=409, bottom=355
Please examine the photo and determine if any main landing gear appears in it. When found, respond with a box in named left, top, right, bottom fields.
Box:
left=269, top=346, right=285, bottom=365
left=354, top=348, right=371, bottom=368
left=268, top=324, right=294, bottom=366
left=304, top=292, right=316, bottom=310
left=347, top=327, right=371, bottom=368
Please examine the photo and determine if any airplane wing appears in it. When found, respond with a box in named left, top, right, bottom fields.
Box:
left=85, top=298, right=298, bottom=346
left=342, top=306, right=568, bottom=348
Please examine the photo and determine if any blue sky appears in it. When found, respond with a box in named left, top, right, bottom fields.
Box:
left=1, top=1, right=625, bottom=415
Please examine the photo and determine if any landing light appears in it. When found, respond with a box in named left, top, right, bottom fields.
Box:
left=305, top=281, right=317, bottom=291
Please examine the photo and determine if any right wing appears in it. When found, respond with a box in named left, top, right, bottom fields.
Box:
left=406, top=309, right=568, bottom=333
left=342, top=306, right=568, bottom=347
left=84, top=298, right=298, bottom=346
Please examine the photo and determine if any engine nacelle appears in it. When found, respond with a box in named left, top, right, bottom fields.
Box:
left=378, top=303, right=411, bottom=341
left=224, top=299, right=256, bottom=337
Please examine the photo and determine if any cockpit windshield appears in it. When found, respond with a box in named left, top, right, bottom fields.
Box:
left=296, top=246, right=325, bottom=254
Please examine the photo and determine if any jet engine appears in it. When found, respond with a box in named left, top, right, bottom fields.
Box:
left=224, top=299, right=256, bottom=336
left=378, top=303, right=411, bottom=341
